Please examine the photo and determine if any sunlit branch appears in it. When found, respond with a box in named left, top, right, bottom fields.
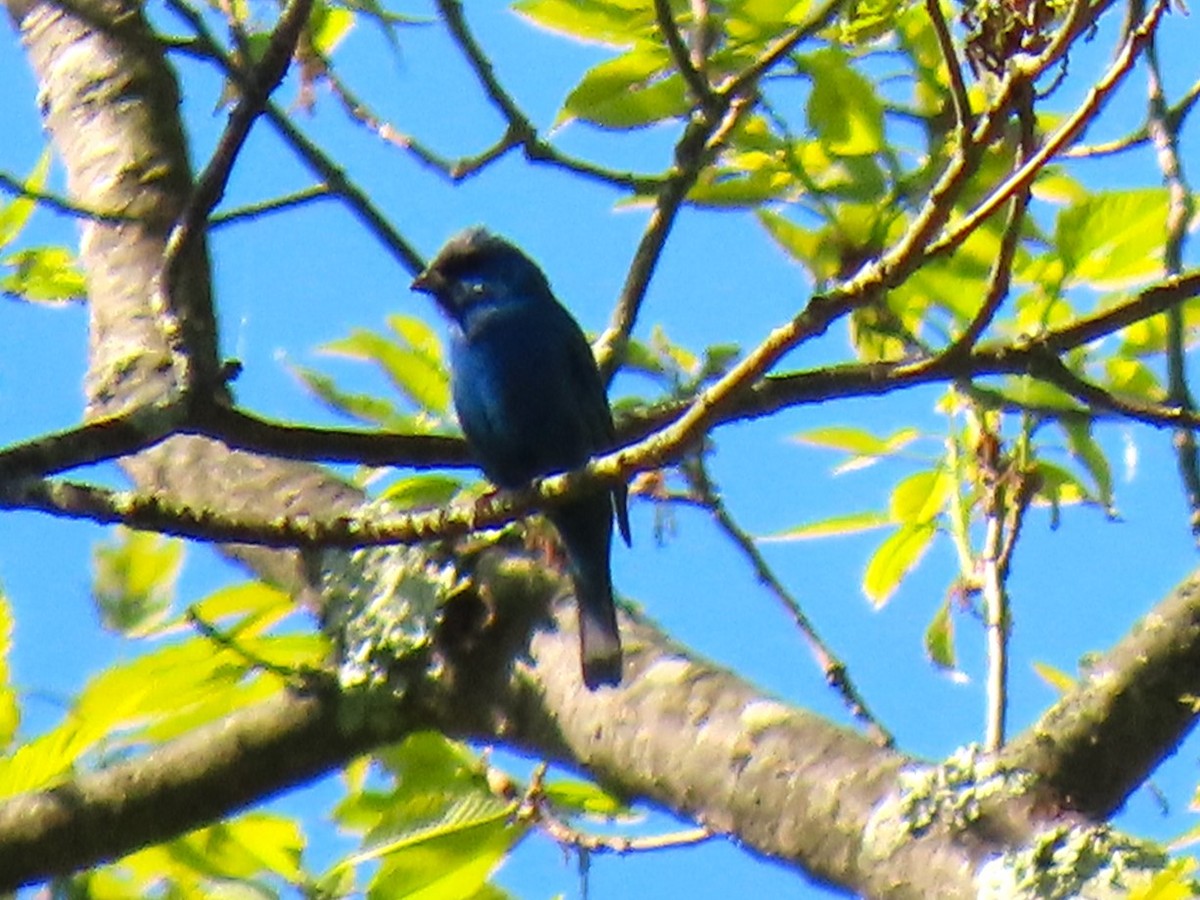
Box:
left=928, top=0, right=1167, bottom=261
left=596, top=95, right=752, bottom=381
left=1065, top=75, right=1200, bottom=158
left=981, top=498, right=1009, bottom=752
left=943, top=88, right=1035, bottom=357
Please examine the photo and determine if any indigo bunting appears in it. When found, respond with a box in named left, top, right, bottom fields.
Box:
left=412, top=228, right=631, bottom=689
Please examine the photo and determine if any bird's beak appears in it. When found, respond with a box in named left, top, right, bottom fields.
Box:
left=411, top=268, right=443, bottom=295
left=411, top=270, right=432, bottom=293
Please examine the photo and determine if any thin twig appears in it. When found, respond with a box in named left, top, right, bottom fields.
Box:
left=980, top=501, right=1008, bottom=752
left=1065, top=76, right=1200, bottom=158
left=943, top=85, right=1036, bottom=357
left=187, top=608, right=306, bottom=682
left=210, top=186, right=332, bottom=228
left=1146, top=28, right=1200, bottom=536
left=596, top=96, right=752, bottom=380
left=0, top=170, right=137, bottom=224
left=653, top=0, right=715, bottom=108
left=431, top=1, right=663, bottom=191
left=160, top=0, right=315, bottom=393
left=163, top=0, right=425, bottom=274
left=928, top=0, right=1167, bottom=260
left=924, top=0, right=973, bottom=135
left=519, top=764, right=714, bottom=854
left=683, top=457, right=894, bottom=747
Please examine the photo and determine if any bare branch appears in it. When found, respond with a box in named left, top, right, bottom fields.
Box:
left=161, top=0, right=315, bottom=392
left=683, top=457, right=894, bottom=748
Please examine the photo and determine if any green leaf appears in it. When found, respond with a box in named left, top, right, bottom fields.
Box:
left=0, top=150, right=51, bottom=248
left=830, top=0, right=906, bottom=43
left=760, top=510, right=890, bottom=541
left=329, top=735, right=523, bottom=900
left=727, top=0, right=815, bottom=41
left=1032, top=661, right=1076, bottom=694
left=187, top=581, right=295, bottom=635
left=1033, top=461, right=1092, bottom=520
left=309, top=0, right=356, bottom=55
left=1055, top=189, right=1169, bottom=289
left=367, top=812, right=522, bottom=900
left=1002, top=375, right=1086, bottom=413
left=1061, top=420, right=1114, bottom=514
left=0, top=592, right=18, bottom=750
left=295, top=366, right=406, bottom=427
left=758, top=210, right=830, bottom=279
left=93, top=529, right=185, bottom=637
left=793, top=425, right=920, bottom=457
left=322, top=318, right=450, bottom=415
left=513, top=0, right=655, bottom=46
left=687, top=166, right=794, bottom=207
left=120, top=813, right=306, bottom=884
left=562, top=45, right=689, bottom=129
left=802, top=47, right=885, bottom=156
left=1104, top=357, right=1163, bottom=403
left=888, top=469, right=951, bottom=524
left=924, top=599, right=956, bottom=670
left=863, top=522, right=935, bottom=606
left=1, top=245, right=87, bottom=303
left=543, top=779, right=629, bottom=817
left=381, top=474, right=463, bottom=508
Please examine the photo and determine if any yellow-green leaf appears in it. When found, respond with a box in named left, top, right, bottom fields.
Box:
left=309, top=0, right=355, bottom=54
left=562, top=45, right=688, bottom=129
left=803, top=47, right=885, bottom=156
left=187, top=581, right=294, bottom=636
left=513, top=0, right=654, bottom=46
left=1055, top=189, right=1169, bottom=289
left=793, top=425, right=919, bottom=456
left=93, top=529, right=184, bottom=637
left=382, top=474, right=463, bottom=508
left=760, top=510, right=889, bottom=541
left=924, top=599, right=956, bottom=670
left=0, top=593, right=18, bottom=750
left=888, top=469, right=951, bottom=524
left=863, top=523, right=935, bottom=606
left=543, top=779, right=629, bottom=817
left=0, top=150, right=51, bottom=248
left=1, top=245, right=87, bottom=303
left=1032, top=661, right=1076, bottom=694
left=367, top=812, right=522, bottom=900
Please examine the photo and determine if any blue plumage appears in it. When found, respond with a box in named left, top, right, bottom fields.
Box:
left=412, top=228, right=630, bottom=688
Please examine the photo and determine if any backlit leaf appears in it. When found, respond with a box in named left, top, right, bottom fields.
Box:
left=760, top=510, right=889, bottom=541
left=803, top=47, right=885, bottom=156
left=863, top=523, right=935, bottom=606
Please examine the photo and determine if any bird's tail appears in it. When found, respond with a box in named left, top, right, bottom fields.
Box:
left=550, top=496, right=623, bottom=689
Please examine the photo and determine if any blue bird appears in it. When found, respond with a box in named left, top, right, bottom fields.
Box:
left=412, top=228, right=631, bottom=689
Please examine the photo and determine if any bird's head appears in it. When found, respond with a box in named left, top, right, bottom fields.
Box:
left=412, top=228, right=552, bottom=322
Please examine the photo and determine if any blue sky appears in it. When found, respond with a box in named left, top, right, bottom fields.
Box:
left=3, top=3, right=1200, bottom=897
